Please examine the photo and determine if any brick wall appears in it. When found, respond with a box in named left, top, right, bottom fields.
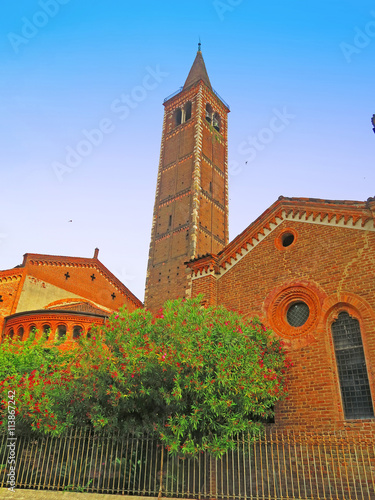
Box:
left=191, top=215, right=375, bottom=433
left=0, top=270, right=24, bottom=335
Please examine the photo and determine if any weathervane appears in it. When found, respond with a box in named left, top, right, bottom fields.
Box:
left=198, top=37, right=201, bottom=52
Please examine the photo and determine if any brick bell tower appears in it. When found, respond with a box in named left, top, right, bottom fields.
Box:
left=145, top=45, right=230, bottom=311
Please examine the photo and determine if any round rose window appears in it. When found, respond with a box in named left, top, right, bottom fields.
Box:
left=287, top=302, right=310, bottom=327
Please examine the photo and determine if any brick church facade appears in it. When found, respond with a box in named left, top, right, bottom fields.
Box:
left=1, top=47, right=374, bottom=433
left=189, top=196, right=375, bottom=431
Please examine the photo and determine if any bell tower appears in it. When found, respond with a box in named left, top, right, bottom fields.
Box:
left=145, top=45, right=230, bottom=311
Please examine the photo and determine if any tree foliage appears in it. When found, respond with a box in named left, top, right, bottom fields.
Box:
left=0, top=297, right=291, bottom=456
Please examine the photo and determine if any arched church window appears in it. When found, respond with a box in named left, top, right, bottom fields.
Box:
left=174, top=108, right=182, bottom=126
left=29, top=325, right=37, bottom=337
left=213, top=112, right=221, bottom=132
left=9, top=329, right=14, bottom=340
left=73, top=325, right=83, bottom=339
left=184, top=101, right=192, bottom=122
left=331, top=311, right=374, bottom=419
left=57, top=324, right=67, bottom=339
left=17, top=327, right=24, bottom=340
left=205, top=104, right=213, bottom=124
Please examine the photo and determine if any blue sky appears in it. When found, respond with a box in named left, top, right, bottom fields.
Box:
left=0, top=0, right=374, bottom=301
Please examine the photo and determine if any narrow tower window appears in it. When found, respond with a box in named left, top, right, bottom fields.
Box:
left=331, top=311, right=374, bottom=419
left=168, top=214, right=172, bottom=227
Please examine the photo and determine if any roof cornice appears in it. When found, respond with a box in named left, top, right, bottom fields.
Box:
left=188, top=196, right=375, bottom=279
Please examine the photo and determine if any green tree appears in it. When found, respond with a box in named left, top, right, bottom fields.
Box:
left=0, top=331, right=79, bottom=434
left=0, top=297, right=291, bottom=456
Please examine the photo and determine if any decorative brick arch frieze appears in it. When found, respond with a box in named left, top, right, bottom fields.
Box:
left=44, top=298, right=112, bottom=315
left=264, top=280, right=327, bottom=348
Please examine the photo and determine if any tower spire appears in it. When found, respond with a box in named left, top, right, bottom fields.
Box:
left=183, top=45, right=211, bottom=90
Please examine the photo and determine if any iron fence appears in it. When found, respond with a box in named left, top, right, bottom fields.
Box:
left=0, top=428, right=374, bottom=499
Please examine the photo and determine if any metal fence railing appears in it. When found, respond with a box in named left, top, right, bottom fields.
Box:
left=1, top=428, right=374, bottom=499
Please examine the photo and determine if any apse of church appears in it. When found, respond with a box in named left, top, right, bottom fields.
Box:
left=145, top=46, right=230, bottom=311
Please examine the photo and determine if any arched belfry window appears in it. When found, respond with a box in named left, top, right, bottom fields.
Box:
left=174, top=108, right=182, bottom=126
left=205, top=103, right=213, bottom=124
left=213, top=112, right=221, bottom=132
left=331, top=311, right=374, bottom=419
left=174, top=102, right=192, bottom=127
left=184, top=101, right=192, bottom=122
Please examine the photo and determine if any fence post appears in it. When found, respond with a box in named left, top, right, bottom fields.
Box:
left=209, top=454, right=217, bottom=500
left=158, top=445, right=164, bottom=499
